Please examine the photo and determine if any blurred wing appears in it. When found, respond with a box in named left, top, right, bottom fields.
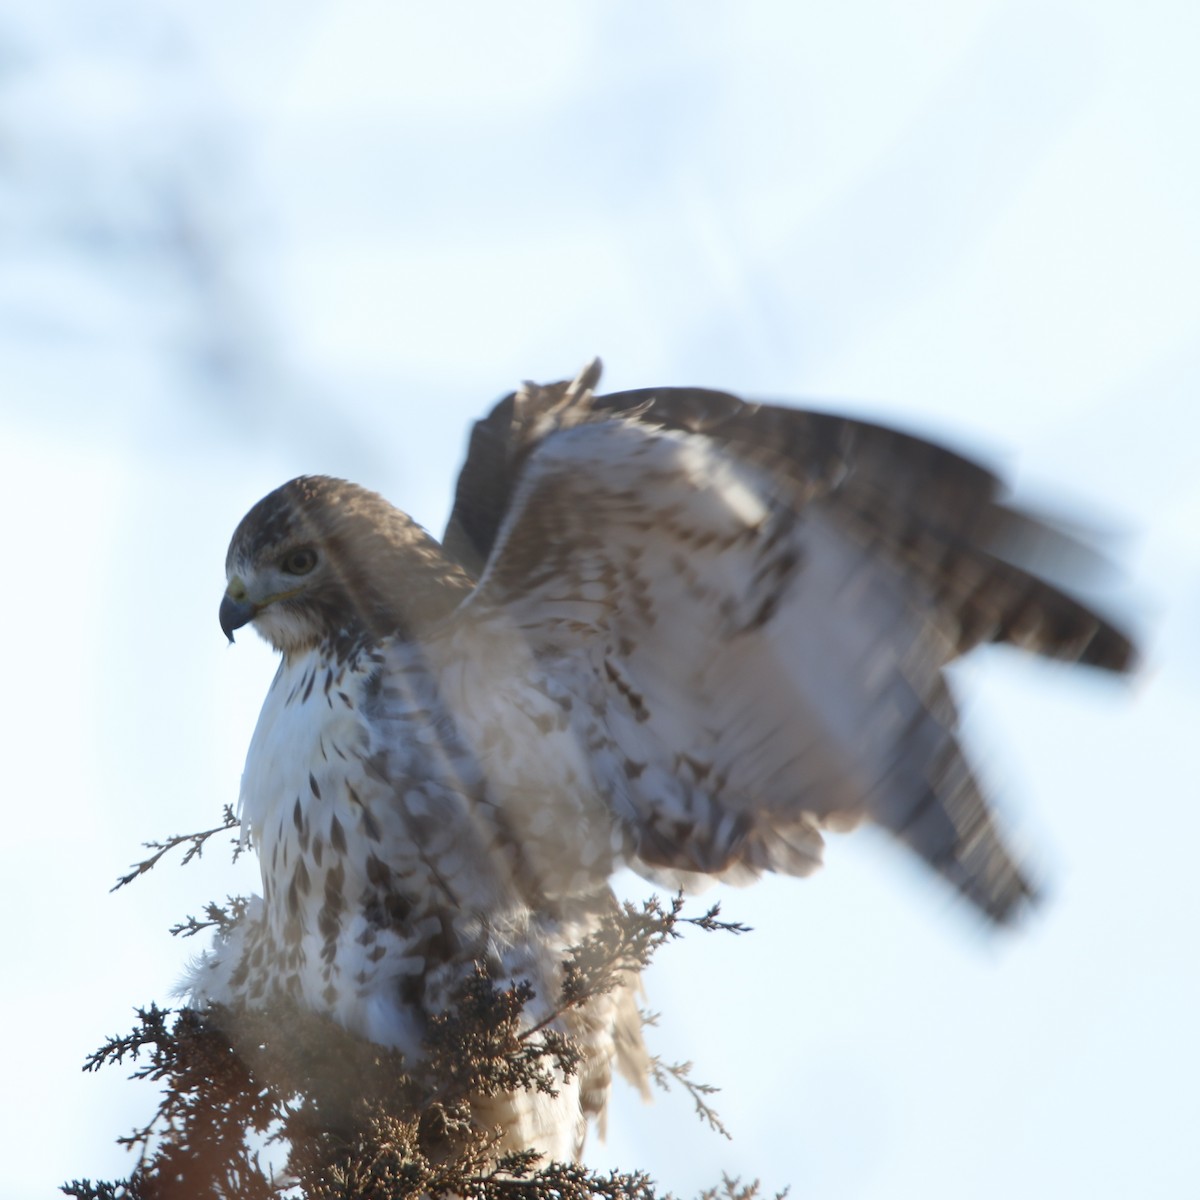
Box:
left=448, top=367, right=1134, bottom=924
left=446, top=365, right=1133, bottom=673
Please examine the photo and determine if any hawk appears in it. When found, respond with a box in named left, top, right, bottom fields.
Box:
left=187, top=360, right=1134, bottom=1162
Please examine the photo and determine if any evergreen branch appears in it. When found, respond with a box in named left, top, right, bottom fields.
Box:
left=648, top=1056, right=731, bottom=1141
left=111, top=805, right=242, bottom=891
left=70, top=897, right=763, bottom=1198
left=170, top=896, right=251, bottom=939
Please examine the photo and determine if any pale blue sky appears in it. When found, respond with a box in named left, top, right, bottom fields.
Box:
left=1, top=4, right=1197, bottom=1197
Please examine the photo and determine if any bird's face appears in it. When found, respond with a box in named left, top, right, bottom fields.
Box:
left=220, top=474, right=472, bottom=659
left=221, top=539, right=328, bottom=653
left=220, top=475, right=367, bottom=656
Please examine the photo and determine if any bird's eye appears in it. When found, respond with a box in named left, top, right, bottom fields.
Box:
left=281, top=547, right=318, bottom=576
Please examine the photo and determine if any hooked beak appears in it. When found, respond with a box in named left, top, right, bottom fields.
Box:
left=220, top=577, right=256, bottom=643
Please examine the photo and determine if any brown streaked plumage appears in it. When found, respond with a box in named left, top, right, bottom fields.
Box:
left=189, top=359, right=1135, bottom=1164
left=221, top=475, right=474, bottom=658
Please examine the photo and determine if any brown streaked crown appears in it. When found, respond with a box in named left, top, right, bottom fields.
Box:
left=227, top=475, right=474, bottom=657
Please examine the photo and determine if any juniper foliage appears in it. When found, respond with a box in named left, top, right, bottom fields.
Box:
left=67, top=822, right=770, bottom=1200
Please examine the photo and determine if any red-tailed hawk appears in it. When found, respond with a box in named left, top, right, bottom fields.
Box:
left=187, top=360, right=1133, bottom=1161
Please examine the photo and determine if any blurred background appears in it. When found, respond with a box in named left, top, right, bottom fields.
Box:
left=1, top=2, right=1197, bottom=1197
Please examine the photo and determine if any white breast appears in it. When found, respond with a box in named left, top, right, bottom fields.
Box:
left=238, top=654, right=367, bottom=847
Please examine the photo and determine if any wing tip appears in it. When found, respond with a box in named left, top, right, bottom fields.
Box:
left=972, top=868, right=1043, bottom=928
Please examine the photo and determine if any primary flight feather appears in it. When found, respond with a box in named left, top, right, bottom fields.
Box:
left=189, top=359, right=1134, bottom=1161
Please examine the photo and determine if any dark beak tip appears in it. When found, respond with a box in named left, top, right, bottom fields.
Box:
left=219, top=594, right=255, bottom=643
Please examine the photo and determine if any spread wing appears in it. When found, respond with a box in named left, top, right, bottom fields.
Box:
left=447, top=363, right=1131, bottom=673
left=442, top=363, right=1134, bottom=923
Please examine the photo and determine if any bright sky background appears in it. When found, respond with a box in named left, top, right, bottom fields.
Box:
left=1, top=3, right=1197, bottom=1197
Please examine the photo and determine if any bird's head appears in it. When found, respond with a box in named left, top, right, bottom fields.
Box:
left=220, top=475, right=472, bottom=658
